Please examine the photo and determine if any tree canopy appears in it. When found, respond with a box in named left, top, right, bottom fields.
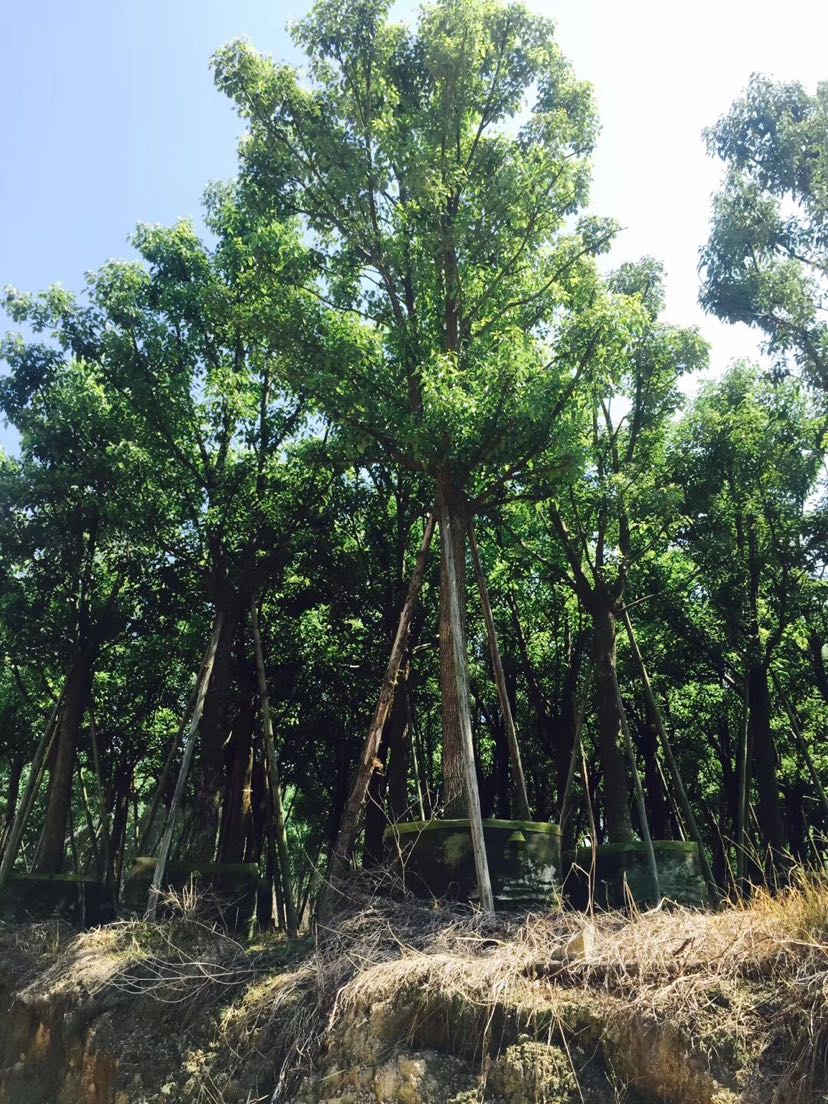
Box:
left=0, top=0, right=826, bottom=925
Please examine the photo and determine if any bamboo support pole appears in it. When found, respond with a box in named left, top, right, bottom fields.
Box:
left=610, top=665, right=661, bottom=905
left=251, top=599, right=298, bottom=939
left=621, top=608, right=718, bottom=902
left=146, top=614, right=224, bottom=921
left=322, top=512, right=437, bottom=911
left=0, top=688, right=64, bottom=889
left=440, top=506, right=495, bottom=915
left=467, top=517, right=530, bottom=820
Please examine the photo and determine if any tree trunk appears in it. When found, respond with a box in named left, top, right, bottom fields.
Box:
left=387, top=675, right=412, bottom=823
left=217, top=656, right=256, bottom=864
left=190, top=602, right=239, bottom=861
left=590, top=602, right=633, bottom=843
left=324, top=512, right=435, bottom=897
left=438, top=480, right=468, bottom=815
left=36, top=649, right=94, bottom=873
left=632, top=708, right=671, bottom=840
left=0, top=758, right=22, bottom=856
left=148, top=615, right=224, bottom=920
left=747, top=661, right=786, bottom=858
left=467, top=517, right=531, bottom=819
left=439, top=501, right=494, bottom=914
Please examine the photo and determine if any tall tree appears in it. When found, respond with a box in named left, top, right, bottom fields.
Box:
left=702, top=76, right=828, bottom=399
left=214, top=0, right=614, bottom=812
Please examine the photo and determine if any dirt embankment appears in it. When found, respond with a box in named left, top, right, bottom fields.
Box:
left=0, top=883, right=826, bottom=1103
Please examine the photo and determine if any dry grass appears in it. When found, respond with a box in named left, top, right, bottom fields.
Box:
left=4, top=872, right=828, bottom=1102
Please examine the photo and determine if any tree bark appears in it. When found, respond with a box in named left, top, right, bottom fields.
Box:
left=467, top=517, right=531, bottom=819
left=363, top=678, right=411, bottom=865
left=590, top=601, right=633, bottom=843
left=439, top=502, right=494, bottom=914
left=147, top=614, right=224, bottom=920
left=217, top=656, right=257, bottom=864
left=36, top=649, right=94, bottom=873
left=438, top=479, right=468, bottom=815
left=747, top=661, right=786, bottom=859
left=0, top=758, right=22, bottom=857
left=190, top=599, right=239, bottom=862
left=324, top=513, right=436, bottom=903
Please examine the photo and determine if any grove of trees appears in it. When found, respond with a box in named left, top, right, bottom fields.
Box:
left=0, top=0, right=825, bottom=923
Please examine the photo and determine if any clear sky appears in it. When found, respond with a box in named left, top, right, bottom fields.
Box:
left=2, top=0, right=827, bottom=453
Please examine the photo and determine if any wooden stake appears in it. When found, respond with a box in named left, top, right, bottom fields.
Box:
left=440, top=505, right=495, bottom=915
left=0, top=688, right=64, bottom=889
left=621, top=608, right=718, bottom=902
left=467, top=517, right=530, bottom=820
left=136, top=682, right=200, bottom=856
left=146, top=614, right=224, bottom=921
left=322, top=511, right=437, bottom=909
left=610, top=664, right=661, bottom=905
left=89, top=708, right=117, bottom=906
left=251, top=598, right=299, bottom=940
left=736, top=673, right=751, bottom=891
left=559, top=666, right=592, bottom=835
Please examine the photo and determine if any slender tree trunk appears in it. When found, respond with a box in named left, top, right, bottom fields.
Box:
left=110, top=760, right=133, bottom=888
left=439, top=502, right=494, bottom=914
left=590, top=601, right=633, bottom=843
left=631, top=708, right=671, bottom=839
left=148, top=615, right=224, bottom=920
left=438, top=479, right=468, bottom=815
left=622, top=610, right=718, bottom=900
left=190, top=600, right=239, bottom=862
left=36, top=649, right=94, bottom=873
left=251, top=601, right=298, bottom=938
left=467, top=517, right=530, bottom=819
left=0, top=759, right=22, bottom=857
left=610, top=664, right=660, bottom=902
left=387, top=675, right=412, bottom=823
left=89, top=712, right=117, bottom=904
left=324, top=513, right=435, bottom=898
left=772, top=670, right=828, bottom=826
left=748, top=661, right=786, bottom=858
left=137, top=683, right=199, bottom=856
left=217, top=656, right=256, bottom=864
left=555, top=634, right=585, bottom=822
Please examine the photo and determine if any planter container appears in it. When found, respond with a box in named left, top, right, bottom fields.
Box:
left=0, top=873, right=114, bottom=927
left=384, top=818, right=561, bottom=911
left=123, top=857, right=266, bottom=929
left=562, top=840, right=708, bottom=910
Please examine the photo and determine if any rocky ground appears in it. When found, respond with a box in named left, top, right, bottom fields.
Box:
left=0, top=877, right=826, bottom=1103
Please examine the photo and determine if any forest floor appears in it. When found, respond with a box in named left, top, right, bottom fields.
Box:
left=0, top=876, right=827, bottom=1104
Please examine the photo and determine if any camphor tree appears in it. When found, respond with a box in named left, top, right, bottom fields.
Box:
left=0, top=311, right=162, bottom=875
left=0, top=205, right=329, bottom=904
left=514, top=260, right=708, bottom=843
left=213, top=0, right=617, bottom=885
left=702, top=76, right=828, bottom=400
left=670, top=363, right=824, bottom=874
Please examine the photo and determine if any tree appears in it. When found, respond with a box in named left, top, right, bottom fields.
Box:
left=670, top=363, right=823, bottom=866
left=213, top=0, right=614, bottom=814
left=702, top=76, right=828, bottom=399
left=543, top=260, right=706, bottom=842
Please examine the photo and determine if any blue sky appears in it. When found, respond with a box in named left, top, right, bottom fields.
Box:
left=3, top=0, right=828, bottom=453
